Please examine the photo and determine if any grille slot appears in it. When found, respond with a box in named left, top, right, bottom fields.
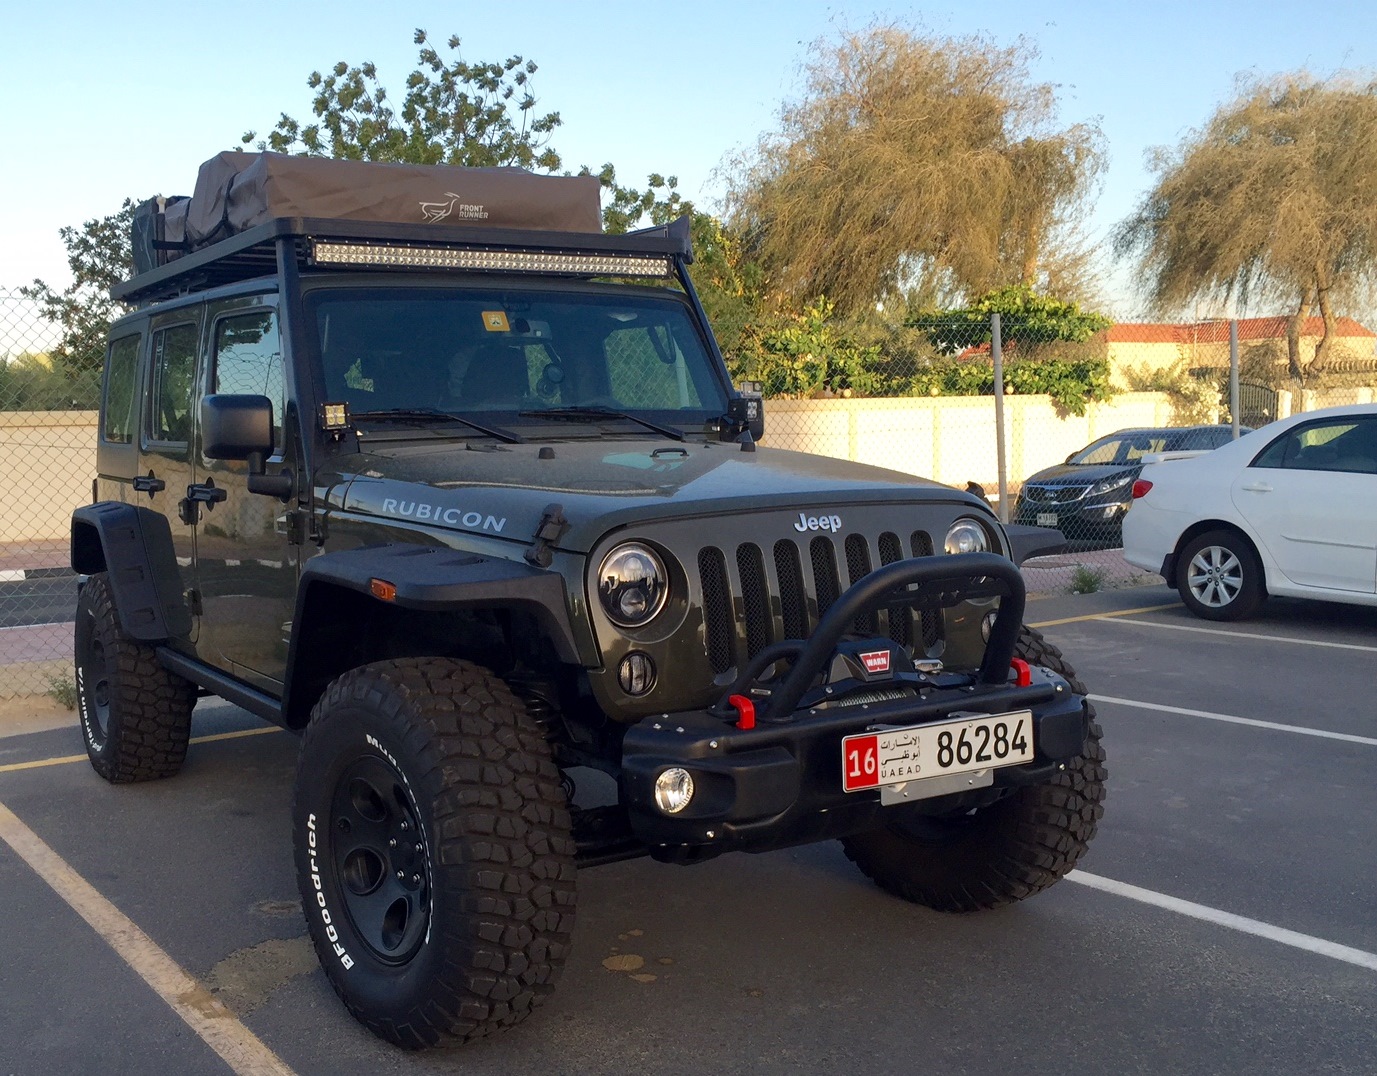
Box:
left=698, top=547, right=733, bottom=674
left=844, top=533, right=876, bottom=634
left=774, top=540, right=808, bottom=641
left=877, top=531, right=910, bottom=648
left=737, top=543, right=770, bottom=660
left=810, top=537, right=841, bottom=617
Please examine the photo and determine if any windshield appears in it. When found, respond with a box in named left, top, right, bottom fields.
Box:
left=307, top=285, right=729, bottom=428
left=1072, top=432, right=1169, bottom=465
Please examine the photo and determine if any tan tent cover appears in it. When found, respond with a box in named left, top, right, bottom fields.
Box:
left=178, top=152, right=603, bottom=251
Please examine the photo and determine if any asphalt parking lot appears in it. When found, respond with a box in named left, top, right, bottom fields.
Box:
left=1, top=583, right=1374, bottom=1075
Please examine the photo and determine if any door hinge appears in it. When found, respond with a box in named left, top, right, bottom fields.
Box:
left=184, top=588, right=203, bottom=616
left=282, top=510, right=327, bottom=547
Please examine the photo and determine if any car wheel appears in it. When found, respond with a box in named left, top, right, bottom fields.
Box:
left=839, top=626, right=1107, bottom=912
left=293, top=657, right=576, bottom=1049
left=1176, top=529, right=1265, bottom=621
left=73, top=573, right=197, bottom=782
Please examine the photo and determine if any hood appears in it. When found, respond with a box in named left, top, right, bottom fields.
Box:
left=324, top=437, right=982, bottom=552
left=1023, top=461, right=1140, bottom=486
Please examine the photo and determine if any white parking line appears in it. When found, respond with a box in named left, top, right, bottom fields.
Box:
left=1069, top=871, right=1377, bottom=972
left=1091, top=694, right=1377, bottom=746
left=0, top=800, right=296, bottom=1075
left=1107, top=617, right=1377, bottom=654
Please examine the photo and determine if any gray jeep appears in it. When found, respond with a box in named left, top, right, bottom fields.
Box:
left=71, top=159, right=1105, bottom=1049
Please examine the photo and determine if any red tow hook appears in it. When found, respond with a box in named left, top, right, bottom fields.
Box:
left=728, top=694, right=756, bottom=730
left=1010, top=658, right=1032, bottom=687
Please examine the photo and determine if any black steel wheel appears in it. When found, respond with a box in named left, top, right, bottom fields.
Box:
left=840, top=625, right=1107, bottom=912
left=293, top=657, right=576, bottom=1049
left=73, top=573, right=196, bottom=783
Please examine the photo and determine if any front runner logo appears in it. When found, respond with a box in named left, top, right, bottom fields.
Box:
left=860, top=650, right=891, bottom=675
left=419, top=193, right=490, bottom=223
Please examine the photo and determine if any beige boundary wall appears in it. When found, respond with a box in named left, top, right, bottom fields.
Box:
left=1, top=410, right=98, bottom=545
left=765, top=392, right=1176, bottom=490
left=9, top=388, right=1373, bottom=543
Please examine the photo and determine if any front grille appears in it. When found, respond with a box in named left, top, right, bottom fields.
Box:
left=699, top=530, right=941, bottom=674
left=1023, top=484, right=1089, bottom=504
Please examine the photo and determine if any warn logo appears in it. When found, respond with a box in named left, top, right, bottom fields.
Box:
left=860, top=650, right=892, bottom=675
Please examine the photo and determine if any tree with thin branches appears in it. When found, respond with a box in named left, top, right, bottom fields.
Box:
left=1115, top=73, right=1377, bottom=381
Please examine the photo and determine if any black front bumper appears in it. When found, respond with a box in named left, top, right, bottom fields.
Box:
left=616, top=553, right=1090, bottom=861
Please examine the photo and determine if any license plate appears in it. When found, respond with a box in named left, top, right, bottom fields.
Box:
left=1036, top=512, right=1058, bottom=527
left=841, top=711, right=1034, bottom=792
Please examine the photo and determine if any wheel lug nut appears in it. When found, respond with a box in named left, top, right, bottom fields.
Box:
left=400, top=820, right=409, bottom=830
left=414, top=843, right=423, bottom=853
left=388, top=838, right=397, bottom=848
left=396, top=870, right=405, bottom=880
left=412, top=873, right=421, bottom=883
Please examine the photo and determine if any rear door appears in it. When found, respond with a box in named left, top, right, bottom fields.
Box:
left=1232, top=416, right=1377, bottom=593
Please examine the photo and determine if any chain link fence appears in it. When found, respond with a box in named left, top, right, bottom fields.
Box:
left=3, top=282, right=1375, bottom=698
left=1, top=288, right=102, bottom=698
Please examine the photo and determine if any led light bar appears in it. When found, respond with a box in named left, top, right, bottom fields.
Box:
left=309, top=240, right=672, bottom=277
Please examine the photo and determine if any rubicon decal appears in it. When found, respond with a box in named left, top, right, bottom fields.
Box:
left=381, top=498, right=506, bottom=533
left=860, top=650, right=891, bottom=675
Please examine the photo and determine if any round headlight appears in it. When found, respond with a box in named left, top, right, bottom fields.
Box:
left=598, top=543, right=669, bottom=627
left=944, top=518, right=990, bottom=555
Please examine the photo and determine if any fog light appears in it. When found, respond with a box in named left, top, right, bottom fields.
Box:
left=617, top=652, right=657, bottom=696
left=654, top=768, right=695, bottom=814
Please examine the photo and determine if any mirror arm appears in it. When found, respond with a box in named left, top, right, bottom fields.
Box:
left=245, top=450, right=295, bottom=501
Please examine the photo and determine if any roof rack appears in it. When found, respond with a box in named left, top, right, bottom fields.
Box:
left=111, top=216, right=694, bottom=306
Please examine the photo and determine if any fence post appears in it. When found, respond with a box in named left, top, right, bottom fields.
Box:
left=1229, top=319, right=1240, bottom=437
left=991, top=312, right=1008, bottom=523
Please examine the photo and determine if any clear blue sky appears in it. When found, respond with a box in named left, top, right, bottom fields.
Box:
left=4, top=0, right=1374, bottom=316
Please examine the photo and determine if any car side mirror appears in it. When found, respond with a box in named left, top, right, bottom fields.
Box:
left=201, top=394, right=295, bottom=499
left=721, top=394, right=765, bottom=444
left=202, top=394, right=274, bottom=459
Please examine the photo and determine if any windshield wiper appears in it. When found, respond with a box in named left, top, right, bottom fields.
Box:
left=519, top=406, right=685, bottom=442
left=351, top=408, right=525, bottom=444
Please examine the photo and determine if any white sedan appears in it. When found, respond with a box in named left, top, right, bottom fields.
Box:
left=1123, top=404, right=1377, bottom=620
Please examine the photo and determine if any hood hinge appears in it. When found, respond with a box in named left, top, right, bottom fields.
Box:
left=525, top=503, right=569, bottom=568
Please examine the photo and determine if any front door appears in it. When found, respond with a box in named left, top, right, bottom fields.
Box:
left=191, top=297, right=298, bottom=687
left=1232, top=416, right=1377, bottom=593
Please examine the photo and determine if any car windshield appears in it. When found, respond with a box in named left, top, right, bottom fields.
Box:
left=307, top=285, right=729, bottom=431
left=1070, top=433, right=1167, bottom=465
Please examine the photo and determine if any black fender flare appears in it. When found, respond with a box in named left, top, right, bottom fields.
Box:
left=70, top=503, right=193, bottom=642
left=282, top=544, right=582, bottom=724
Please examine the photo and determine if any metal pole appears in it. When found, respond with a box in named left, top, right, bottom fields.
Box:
left=1229, top=319, right=1240, bottom=438
left=991, top=312, right=1009, bottom=523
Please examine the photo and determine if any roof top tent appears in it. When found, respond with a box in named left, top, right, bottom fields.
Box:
left=117, top=152, right=696, bottom=306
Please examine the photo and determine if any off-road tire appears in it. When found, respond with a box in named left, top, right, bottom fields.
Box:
left=840, top=625, right=1107, bottom=912
left=73, top=573, right=197, bottom=783
left=293, top=657, right=576, bottom=1050
left=1176, top=528, right=1265, bottom=621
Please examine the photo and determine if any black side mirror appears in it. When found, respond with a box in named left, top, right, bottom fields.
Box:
left=202, top=394, right=273, bottom=459
left=201, top=394, right=294, bottom=499
left=721, top=394, right=765, bottom=444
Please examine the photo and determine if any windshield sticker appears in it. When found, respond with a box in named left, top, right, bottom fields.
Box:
left=482, top=310, right=510, bottom=332
left=381, top=498, right=506, bottom=533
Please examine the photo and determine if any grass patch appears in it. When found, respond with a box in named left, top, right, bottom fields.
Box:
left=1068, top=565, right=1106, bottom=594
left=44, top=673, right=77, bottom=711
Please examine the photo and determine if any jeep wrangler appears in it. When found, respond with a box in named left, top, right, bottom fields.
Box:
left=71, top=160, right=1105, bottom=1049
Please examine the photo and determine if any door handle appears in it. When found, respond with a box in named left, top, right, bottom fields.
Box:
left=186, top=479, right=228, bottom=507
left=132, top=471, right=165, bottom=497
left=1239, top=481, right=1272, bottom=493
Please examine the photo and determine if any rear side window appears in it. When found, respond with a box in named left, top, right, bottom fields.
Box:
left=213, top=310, right=285, bottom=450
left=102, top=335, right=141, bottom=444
left=147, top=323, right=199, bottom=444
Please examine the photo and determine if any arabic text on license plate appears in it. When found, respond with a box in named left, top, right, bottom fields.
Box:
left=1037, top=512, right=1058, bottom=527
left=841, top=711, right=1034, bottom=792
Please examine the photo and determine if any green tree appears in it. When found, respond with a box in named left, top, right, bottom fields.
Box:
left=908, top=283, right=1111, bottom=351
left=726, top=25, right=1104, bottom=316
left=20, top=200, right=137, bottom=375
left=243, top=29, right=562, bottom=169
left=1115, top=73, right=1377, bottom=381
